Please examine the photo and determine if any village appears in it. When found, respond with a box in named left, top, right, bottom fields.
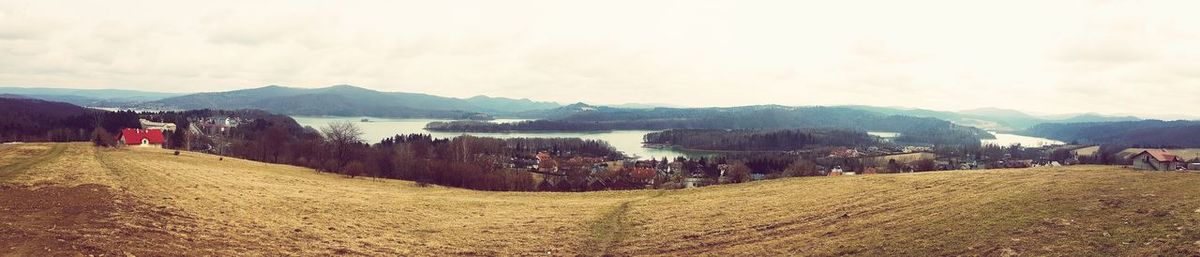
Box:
left=110, top=113, right=1200, bottom=192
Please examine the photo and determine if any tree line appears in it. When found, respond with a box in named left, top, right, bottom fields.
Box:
left=428, top=106, right=991, bottom=148
left=0, top=97, right=140, bottom=143
left=643, top=129, right=883, bottom=151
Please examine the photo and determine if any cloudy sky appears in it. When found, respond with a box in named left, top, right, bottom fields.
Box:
left=1, top=0, right=1198, bottom=119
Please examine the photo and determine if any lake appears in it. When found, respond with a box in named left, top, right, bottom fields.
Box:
left=291, top=116, right=692, bottom=160
left=874, top=131, right=1062, bottom=147
left=292, top=116, right=1065, bottom=160
left=981, top=132, right=1064, bottom=147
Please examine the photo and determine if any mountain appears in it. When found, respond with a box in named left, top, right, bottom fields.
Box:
left=141, top=85, right=565, bottom=119
left=464, top=95, right=561, bottom=113
left=601, top=103, right=682, bottom=109
left=842, top=105, right=1140, bottom=131
left=1022, top=120, right=1200, bottom=147
left=512, top=102, right=611, bottom=119
left=0, top=87, right=184, bottom=107
left=0, top=95, right=97, bottom=119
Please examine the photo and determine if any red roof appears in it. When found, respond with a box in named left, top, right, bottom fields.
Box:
left=629, top=167, right=657, bottom=181
left=1135, top=149, right=1182, bottom=162
left=120, top=128, right=165, bottom=145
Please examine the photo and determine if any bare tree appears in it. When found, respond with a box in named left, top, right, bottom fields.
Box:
left=725, top=161, right=753, bottom=183
left=321, top=121, right=363, bottom=168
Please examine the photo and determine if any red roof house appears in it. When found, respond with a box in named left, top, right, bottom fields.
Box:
left=1131, top=149, right=1184, bottom=171
left=118, top=128, right=165, bottom=146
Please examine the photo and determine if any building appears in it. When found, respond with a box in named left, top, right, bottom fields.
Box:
left=118, top=128, right=165, bottom=147
left=682, top=177, right=708, bottom=188
left=139, top=119, right=177, bottom=132
left=1188, top=163, right=1200, bottom=171
left=828, top=147, right=862, bottom=158
left=1130, top=149, right=1184, bottom=171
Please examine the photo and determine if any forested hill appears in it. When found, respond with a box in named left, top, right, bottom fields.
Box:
left=1022, top=120, right=1200, bottom=148
left=643, top=129, right=884, bottom=151
left=428, top=105, right=993, bottom=147
left=0, top=96, right=140, bottom=142
left=842, top=105, right=1140, bottom=131
left=139, top=85, right=561, bottom=119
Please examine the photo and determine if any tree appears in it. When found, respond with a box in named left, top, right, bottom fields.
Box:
left=90, top=127, right=116, bottom=147
left=725, top=162, right=752, bottom=183
left=321, top=121, right=363, bottom=167
left=913, top=159, right=936, bottom=172
left=342, top=161, right=365, bottom=178
left=886, top=159, right=903, bottom=173
left=260, top=123, right=290, bottom=162
left=783, top=159, right=819, bottom=177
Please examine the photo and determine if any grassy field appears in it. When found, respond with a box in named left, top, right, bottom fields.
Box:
left=4, top=143, right=1200, bottom=256
left=859, top=152, right=937, bottom=167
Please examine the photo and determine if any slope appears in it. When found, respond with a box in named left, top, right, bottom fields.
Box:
left=2, top=143, right=1200, bottom=256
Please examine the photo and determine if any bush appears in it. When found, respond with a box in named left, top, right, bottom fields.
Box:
left=90, top=127, right=116, bottom=147
left=343, top=161, right=365, bottom=178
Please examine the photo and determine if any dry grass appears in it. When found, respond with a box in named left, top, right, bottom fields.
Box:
left=860, top=152, right=937, bottom=166
left=4, top=143, right=1200, bottom=256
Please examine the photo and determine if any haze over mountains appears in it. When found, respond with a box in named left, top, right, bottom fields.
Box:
left=0, top=85, right=1169, bottom=129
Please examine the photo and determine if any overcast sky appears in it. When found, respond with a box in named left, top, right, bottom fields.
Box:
left=1, top=0, right=1197, bottom=119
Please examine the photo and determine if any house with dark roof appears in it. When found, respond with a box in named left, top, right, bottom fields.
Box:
left=1130, top=149, right=1184, bottom=171
left=118, top=128, right=165, bottom=147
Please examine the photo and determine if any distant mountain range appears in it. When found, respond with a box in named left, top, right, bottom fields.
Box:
left=0, top=85, right=1153, bottom=129
left=2, top=85, right=566, bottom=119
left=0, top=87, right=185, bottom=107
left=841, top=105, right=1140, bottom=131
left=1022, top=120, right=1200, bottom=148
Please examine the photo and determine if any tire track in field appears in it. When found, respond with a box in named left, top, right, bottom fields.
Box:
left=582, top=191, right=665, bottom=256
left=0, top=144, right=66, bottom=182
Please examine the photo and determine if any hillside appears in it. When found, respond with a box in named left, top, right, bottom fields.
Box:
left=0, top=86, right=184, bottom=106
left=140, top=85, right=562, bottom=118
left=1022, top=120, right=1200, bottom=147
left=843, top=105, right=1140, bottom=131
left=0, top=97, right=140, bottom=142
left=4, top=143, right=1200, bottom=256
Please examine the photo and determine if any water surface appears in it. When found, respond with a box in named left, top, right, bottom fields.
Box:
left=291, top=116, right=690, bottom=160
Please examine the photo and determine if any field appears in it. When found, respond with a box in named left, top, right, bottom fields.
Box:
left=859, top=152, right=937, bottom=167
left=4, top=143, right=1200, bottom=256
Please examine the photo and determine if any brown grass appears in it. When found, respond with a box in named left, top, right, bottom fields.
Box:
left=860, top=152, right=937, bottom=167
left=4, top=143, right=1200, bottom=256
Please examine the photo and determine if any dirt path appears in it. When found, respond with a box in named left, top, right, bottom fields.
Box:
left=583, top=191, right=666, bottom=256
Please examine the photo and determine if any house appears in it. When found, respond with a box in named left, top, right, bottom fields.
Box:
left=535, top=151, right=558, bottom=173
left=1131, top=149, right=1184, bottom=171
left=828, top=167, right=845, bottom=176
left=628, top=167, right=657, bottom=185
left=828, top=148, right=862, bottom=158
left=118, top=128, right=165, bottom=146
left=139, top=119, right=177, bottom=132
left=682, top=177, right=707, bottom=188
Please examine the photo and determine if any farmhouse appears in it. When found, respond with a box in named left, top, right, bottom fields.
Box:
left=139, top=119, right=177, bottom=132
left=118, top=128, right=165, bottom=147
left=1130, top=149, right=1184, bottom=171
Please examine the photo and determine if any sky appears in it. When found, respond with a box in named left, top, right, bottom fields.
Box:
left=1, top=0, right=1198, bottom=119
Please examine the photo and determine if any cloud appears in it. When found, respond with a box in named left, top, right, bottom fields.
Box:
left=0, top=0, right=1198, bottom=119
